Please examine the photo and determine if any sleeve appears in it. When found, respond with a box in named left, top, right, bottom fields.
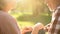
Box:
left=51, top=16, right=60, bottom=34
left=0, top=14, right=21, bottom=34
left=48, top=6, right=60, bottom=34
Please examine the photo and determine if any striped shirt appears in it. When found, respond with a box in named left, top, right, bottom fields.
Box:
left=45, top=6, right=60, bottom=34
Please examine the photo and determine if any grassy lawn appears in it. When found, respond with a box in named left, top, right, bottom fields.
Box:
left=11, top=12, right=51, bottom=27
left=10, top=12, right=34, bottom=28
left=10, top=12, right=50, bottom=34
left=17, top=21, right=34, bottom=29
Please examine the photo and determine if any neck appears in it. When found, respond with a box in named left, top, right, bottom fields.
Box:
left=0, top=9, right=9, bottom=13
left=2, top=8, right=10, bottom=13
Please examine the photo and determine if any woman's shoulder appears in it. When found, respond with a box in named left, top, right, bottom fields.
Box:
left=0, top=11, right=15, bottom=21
left=0, top=11, right=10, bottom=17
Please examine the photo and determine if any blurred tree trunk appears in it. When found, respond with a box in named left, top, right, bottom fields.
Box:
left=32, top=0, right=51, bottom=17
left=32, top=0, right=45, bottom=17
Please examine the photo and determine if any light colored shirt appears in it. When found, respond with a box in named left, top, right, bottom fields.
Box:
left=0, top=11, right=21, bottom=34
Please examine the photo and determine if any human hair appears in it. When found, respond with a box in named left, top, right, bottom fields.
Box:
left=45, top=0, right=60, bottom=11
left=0, top=0, right=6, bottom=10
left=0, top=0, right=16, bottom=11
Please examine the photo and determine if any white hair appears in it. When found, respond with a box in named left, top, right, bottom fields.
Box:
left=0, top=0, right=5, bottom=10
left=0, top=0, right=17, bottom=10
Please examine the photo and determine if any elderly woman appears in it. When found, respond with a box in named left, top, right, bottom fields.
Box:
left=31, top=0, right=60, bottom=34
left=0, top=0, right=21, bottom=34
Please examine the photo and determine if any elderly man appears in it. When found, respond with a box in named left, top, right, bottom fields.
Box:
left=0, top=0, right=21, bottom=34
left=31, top=0, right=60, bottom=34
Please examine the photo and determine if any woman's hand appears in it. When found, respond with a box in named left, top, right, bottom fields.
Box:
left=31, top=23, right=44, bottom=34
left=33, top=23, right=44, bottom=30
left=22, top=26, right=33, bottom=34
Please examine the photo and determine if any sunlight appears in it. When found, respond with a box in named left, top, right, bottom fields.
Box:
left=16, top=0, right=20, bottom=2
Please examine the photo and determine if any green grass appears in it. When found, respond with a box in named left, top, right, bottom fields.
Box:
left=17, top=21, right=34, bottom=28
left=10, top=12, right=50, bottom=34
left=10, top=12, right=34, bottom=28
left=10, top=12, right=51, bottom=27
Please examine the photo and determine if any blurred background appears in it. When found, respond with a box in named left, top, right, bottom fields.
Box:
left=10, top=0, right=51, bottom=33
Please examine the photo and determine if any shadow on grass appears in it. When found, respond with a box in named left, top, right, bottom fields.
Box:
left=17, top=14, right=51, bottom=25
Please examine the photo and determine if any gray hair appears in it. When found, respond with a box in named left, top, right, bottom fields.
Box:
left=0, top=0, right=6, bottom=10
left=0, top=0, right=17, bottom=10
